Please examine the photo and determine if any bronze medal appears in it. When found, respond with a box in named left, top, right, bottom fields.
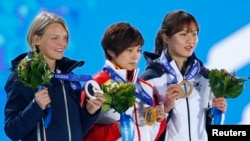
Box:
left=178, top=80, right=193, bottom=98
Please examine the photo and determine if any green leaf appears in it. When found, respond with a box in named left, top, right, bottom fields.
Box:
left=103, top=93, right=112, bottom=104
left=223, top=77, right=231, bottom=90
left=208, top=68, right=246, bottom=98
left=101, top=104, right=110, bottom=112
left=226, top=85, right=244, bottom=98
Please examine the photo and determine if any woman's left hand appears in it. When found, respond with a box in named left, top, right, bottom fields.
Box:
left=213, top=97, right=227, bottom=113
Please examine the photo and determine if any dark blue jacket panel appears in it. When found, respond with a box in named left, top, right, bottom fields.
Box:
left=4, top=52, right=99, bottom=141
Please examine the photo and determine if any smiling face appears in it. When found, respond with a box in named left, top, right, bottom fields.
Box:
left=37, top=23, right=68, bottom=60
left=34, top=23, right=68, bottom=70
left=163, top=22, right=198, bottom=62
left=108, top=45, right=142, bottom=71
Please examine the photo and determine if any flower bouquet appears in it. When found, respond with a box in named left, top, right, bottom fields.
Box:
left=101, top=81, right=136, bottom=113
left=208, top=68, right=246, bottom=124
left=101, top=81, right=136, bottom=141
left=13, top=51, right=53, bottom=89
left=12, top=51, right=53, bottom=127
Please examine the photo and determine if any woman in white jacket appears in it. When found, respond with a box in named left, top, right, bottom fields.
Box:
left=140, top=10, right=227, bottom=141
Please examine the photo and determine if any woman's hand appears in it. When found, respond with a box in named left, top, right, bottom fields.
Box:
left=213, top=97, right=227, bottom=113
left=164, top=84, right=183, bottom=113
left=34, top=87, right=51, bottom=110
left=155, top=105, right=165, bottom=122
left=86, top=92, right=106, bottom=115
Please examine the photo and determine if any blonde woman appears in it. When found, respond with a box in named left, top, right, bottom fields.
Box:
left=4, top=11, right=105, bottom=141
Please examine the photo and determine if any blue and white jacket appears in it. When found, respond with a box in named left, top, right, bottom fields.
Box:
left=4, top=52, right=100, bottom=141
left=140, top=50, right=224, bottom=141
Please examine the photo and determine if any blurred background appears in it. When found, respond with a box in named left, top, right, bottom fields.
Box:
left=0, top=0, right=249, bottom=140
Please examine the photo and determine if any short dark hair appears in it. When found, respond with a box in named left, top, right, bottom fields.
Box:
left=101, top=22, right=144, bottom=60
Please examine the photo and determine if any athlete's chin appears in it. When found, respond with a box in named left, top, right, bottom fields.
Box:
left=184, top=51, right=194, bottom=57
left=55, top=55, right=63, bottom=60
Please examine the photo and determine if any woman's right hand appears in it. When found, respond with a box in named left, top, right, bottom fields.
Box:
left=164, top=84, right=183, bottom=113
left=86, top=92, right=106, bottom=115
left=34, top=87, right=51, bottom=110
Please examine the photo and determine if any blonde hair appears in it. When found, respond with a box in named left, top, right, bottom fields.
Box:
left=27, top=11, right=69, bottom=51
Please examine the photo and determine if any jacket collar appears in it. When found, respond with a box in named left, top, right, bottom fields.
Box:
left=104, top=60, right=139, bottom=83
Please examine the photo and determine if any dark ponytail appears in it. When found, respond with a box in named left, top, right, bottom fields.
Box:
left=154, top=29, right=164, bottom=55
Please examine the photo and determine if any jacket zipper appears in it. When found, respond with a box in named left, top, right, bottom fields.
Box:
left=61, top=81, right=72, bottom=141
left=183, top=76, right=192, bottom=141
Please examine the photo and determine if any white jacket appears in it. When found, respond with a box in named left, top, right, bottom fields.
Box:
left=140, top=51, right=224, bottom=141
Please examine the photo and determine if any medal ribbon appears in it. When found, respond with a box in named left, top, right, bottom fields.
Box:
left=54, top=73, right=93, bottom=91
left=160, top=55, right=200, bottom=84
left=54, top=73, right=92, bottom=81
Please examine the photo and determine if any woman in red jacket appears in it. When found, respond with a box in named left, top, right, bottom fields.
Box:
left=83, top=22, right=166, bottom=141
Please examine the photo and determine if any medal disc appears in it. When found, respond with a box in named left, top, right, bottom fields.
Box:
left=84, top=80, right=103, bottom=99
left=144, top=107, right=157, bottom=126
left=178, top=80, right=193, bottom=98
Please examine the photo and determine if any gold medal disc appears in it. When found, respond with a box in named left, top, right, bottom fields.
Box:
left=144, top=107, right=157, bottom=126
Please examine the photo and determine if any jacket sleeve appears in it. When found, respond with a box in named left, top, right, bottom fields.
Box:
left=80, top=105, right=102, bottom=137
left=79, top=80, right=103, bottom=137
left=84, top=121, right=121, bottom=141
left=4, top=73, right=44, bottom=140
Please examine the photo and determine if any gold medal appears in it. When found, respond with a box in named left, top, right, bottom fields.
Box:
left=144, top=107, right=157, bottom=126
left=178, top=80, right=193, bottom=98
